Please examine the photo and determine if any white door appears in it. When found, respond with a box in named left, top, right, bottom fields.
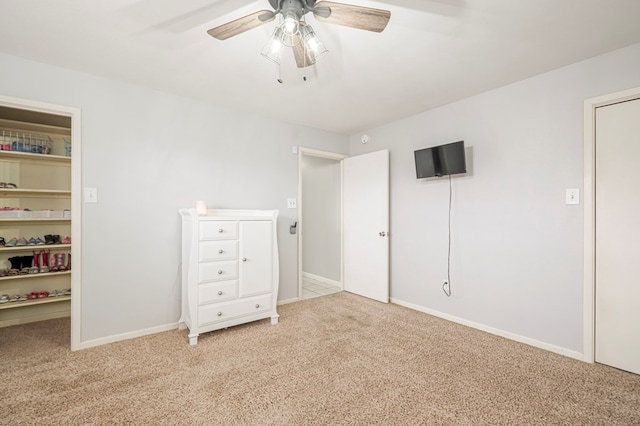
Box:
left=343, top=150, right=389, bottom=303
left=239, top=220, right=273, bottom=297
left=595, top=98, right=640, bottom=375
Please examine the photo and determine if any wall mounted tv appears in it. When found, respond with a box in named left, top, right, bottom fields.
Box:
left=414, top=140, right=467, bottom=179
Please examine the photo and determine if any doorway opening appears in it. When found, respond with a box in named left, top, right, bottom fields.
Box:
left=0, top=95, right=82, bottom=351
left=298, top=148, right=347, bottom=300
left=583, top=86, right=640, bottom=367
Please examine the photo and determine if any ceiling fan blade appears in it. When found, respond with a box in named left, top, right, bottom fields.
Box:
left=314, top=1, right=390, bottom=33
left=207, top=10, right=275, bottom=40
left=292, top=35, right=316, bottom=68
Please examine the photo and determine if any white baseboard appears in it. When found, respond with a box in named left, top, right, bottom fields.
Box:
left=302, top=272, right=341, bottom=288
left=390, top=298, right=585, bottom=361
left=277, top=297, right=300, bottom=306
left=79, top=322, right=179, bottom=350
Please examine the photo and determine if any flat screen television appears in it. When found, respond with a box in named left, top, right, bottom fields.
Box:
left=414, top=140, right=466, bottom=178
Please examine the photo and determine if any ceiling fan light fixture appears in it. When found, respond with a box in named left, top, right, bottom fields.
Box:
left=261, top=26, right=286, bottom=64
left=300, top=23, right=328, bottom=63
left=282, top=12, right=299, bottom=35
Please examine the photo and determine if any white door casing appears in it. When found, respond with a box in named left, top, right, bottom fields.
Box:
left=594, top=98, right=640, bottom=375
left=343, top=149, right=390, bottom=303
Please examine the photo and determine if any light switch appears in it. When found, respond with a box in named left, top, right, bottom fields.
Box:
left=287, top=198, right=297, bottom=209
left=84, top=187, right=98, bottom=203
left=292, top=146, right=298, bottom=155
left=566, top=188, right=579, bottom=205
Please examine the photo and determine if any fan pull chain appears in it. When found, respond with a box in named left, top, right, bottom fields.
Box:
left=277, top=62, right=283, bottom=84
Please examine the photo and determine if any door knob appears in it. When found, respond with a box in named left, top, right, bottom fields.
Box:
left=379, top=231, right=386, bottom=237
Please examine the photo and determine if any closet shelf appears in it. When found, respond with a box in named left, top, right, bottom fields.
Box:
left=0, top=295, right=70, bottom=310
left=0, top=270, right=71, bottom=281
left=0, top=189, right=71, bottom=198
left=0, top=244, right=71, bottom=253
left=0, top=218, right=70, bottom=224
left=0, top=150, right=70, bottom=164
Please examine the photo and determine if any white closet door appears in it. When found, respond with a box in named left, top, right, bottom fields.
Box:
left=595, top=98, right=640, bottom=375
left=343, top=149, right=389, bottom=303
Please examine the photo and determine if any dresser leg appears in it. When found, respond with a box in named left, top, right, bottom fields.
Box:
left=188, top=333, right=199, bottom=345
left=270, top=314, right=279, bottom=325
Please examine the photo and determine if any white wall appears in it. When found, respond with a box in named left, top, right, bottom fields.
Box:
left=349, top=42, right=640, bottom=354
left=0, top=52, right=348, bottom=343
left=301, top=155, right=341, bottom=281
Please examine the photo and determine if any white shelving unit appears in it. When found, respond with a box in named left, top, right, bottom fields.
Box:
left=0, top=114, right=72, bottom=328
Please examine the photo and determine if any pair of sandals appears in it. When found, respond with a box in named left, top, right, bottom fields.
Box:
left=26, top=290, right=49, bottom=300
left=0, top=294, right=27, bottom=303
left=0, top=182, right=17, bottom=189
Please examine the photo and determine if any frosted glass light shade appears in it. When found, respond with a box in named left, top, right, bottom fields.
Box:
left=261, top=26, right=286, bottom=64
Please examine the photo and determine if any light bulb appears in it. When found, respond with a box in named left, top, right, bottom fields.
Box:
left=261, top=26, right=286, bottom=64
left=282, top=13, right=299, bottom=35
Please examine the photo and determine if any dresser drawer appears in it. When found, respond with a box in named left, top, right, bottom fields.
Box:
left=199, top=281, right=238, bottom=305
left=199, top=240, right=239, bottom=262
left=200, top=221, right=238, bottom=241
left=198, top=294, right=272, bottom=326
left=199, top=260, right=238, bottom=283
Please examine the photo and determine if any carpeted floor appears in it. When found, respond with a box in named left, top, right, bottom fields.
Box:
left=1, top=292, right=639, bottom=425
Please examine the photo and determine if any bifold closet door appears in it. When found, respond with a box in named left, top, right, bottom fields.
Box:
left=595, top=97, right=640, bottom=375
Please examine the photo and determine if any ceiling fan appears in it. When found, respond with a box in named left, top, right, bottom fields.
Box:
left=207, top=0, right=391, bottom=68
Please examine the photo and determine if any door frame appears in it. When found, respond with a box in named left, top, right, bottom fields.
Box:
left=297, top=148, right=348, bottom=300
left=0, top=94, right=82, bottom=351
left=583, top=86, right=640, bottom=362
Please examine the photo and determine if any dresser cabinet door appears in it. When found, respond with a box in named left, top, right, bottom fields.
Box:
left=239, top=220, right=273, bottom=297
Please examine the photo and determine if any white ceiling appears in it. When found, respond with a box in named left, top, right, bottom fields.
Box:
left=1, top=0, right=640, bottom=135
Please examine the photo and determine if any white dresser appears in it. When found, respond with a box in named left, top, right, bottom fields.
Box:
left=178, top=208, right=279, bottom=345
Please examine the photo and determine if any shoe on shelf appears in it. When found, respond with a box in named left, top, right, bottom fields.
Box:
left=49, top=251, right=58, bottom=272
left=0, top=294, right=9, bottom=303
left=27, top=237, right=38, bottom=246
left=5, top=237, right=18, bottom=247
left=62, top=236, right=71, bottom=245
left=44, top=234, right=54, bottom=245
left=16, top=237, right=28, bottom=246
left=52, top=235, right=62, bottom=245
left=0, top=237, right=4, bottom=246
left=57, top=253, right=67, bottom=272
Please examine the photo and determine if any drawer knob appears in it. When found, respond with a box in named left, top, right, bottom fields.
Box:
left=242, top=257, right=247, bottom=262
left=218, top=228, right=223, bottom=233
left=217, top=312, right=222, bottom=317
left=255, top=304, right=260, bottom=308
left=218, top=249, right=223, bottom=254
left=218, top=290, right=223, bottom=295
left=218, top=270, right=223, bottom=274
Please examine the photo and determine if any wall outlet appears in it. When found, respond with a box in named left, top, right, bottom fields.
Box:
left=287, top=198, right=297, bottom=209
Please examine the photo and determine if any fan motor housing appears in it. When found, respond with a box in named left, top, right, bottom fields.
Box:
left=268, top=0, right=316, bottom=10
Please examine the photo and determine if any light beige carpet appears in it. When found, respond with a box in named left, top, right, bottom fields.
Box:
left=1, top=292, right=639, bottom=425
